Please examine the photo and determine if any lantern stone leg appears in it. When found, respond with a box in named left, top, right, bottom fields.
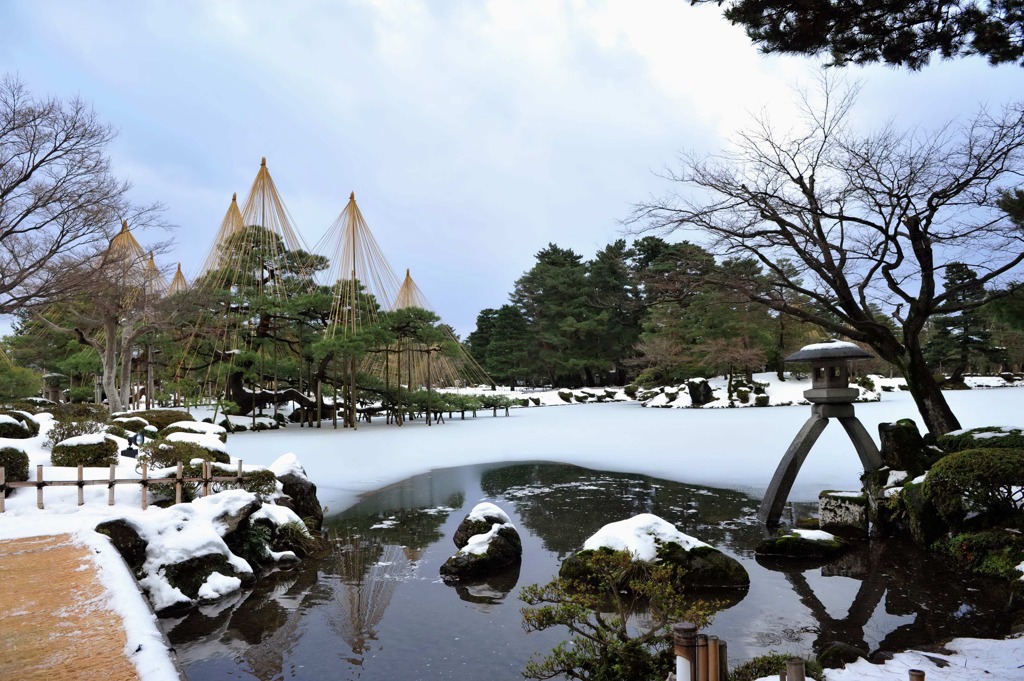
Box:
left=758, top=409, right=829, bottom=525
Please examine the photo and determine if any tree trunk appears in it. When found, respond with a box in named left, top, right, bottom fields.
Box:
left=903, top=348, right=962, bottom=435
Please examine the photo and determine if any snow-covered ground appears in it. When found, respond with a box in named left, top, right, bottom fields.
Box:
left=1, top=379, right=1023, bottom=681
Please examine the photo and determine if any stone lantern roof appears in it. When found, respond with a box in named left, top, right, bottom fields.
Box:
left=784, top=339, right=873, bottom=363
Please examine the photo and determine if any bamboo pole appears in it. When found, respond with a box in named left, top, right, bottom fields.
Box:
left=909, top=671, right=925, bottom=681
left=786, top=657, right=806, bottom=681
left=707, top=636, right=719, bottom=681
left=696, top=634, right=708, bottom=681
left=0, top=466, right=6, bottom=514
left=175, top=462, right=183, bottom=504
left=77, top=465, right=84, bottom=506
left=108, top=464, right=116, bottom=505
left=673, top=622, right=697, bottom=681
left=237, top=460, right=244, bottom=489
left=718, top=641, right=728, bottom=681
left=202, top=461, right=210, bottom=497
left=37, top=464, right=44, bottom=509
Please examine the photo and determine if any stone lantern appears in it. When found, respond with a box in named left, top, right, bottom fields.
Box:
left=759, top=340, right=883, bottom=526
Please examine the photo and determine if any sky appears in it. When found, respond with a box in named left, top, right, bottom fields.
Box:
left=2, top=0, right=1023, bottom=338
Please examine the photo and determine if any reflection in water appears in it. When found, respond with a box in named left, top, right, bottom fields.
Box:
left=166, top=462, right=1016, bottom=681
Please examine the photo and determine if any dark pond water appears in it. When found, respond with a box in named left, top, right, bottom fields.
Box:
left=163, top=462, right=1014, bottom=681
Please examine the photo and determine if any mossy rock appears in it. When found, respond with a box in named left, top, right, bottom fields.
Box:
left=755, top=532, right=849, bottom=560
left=560, top=544, right=749, bottom=592
left=160, top=553, right=239, bottom=602
left=937, top=426, right=1024, bottom=453
left=50, top=437, right=119, bottom=467
left=878, top=419, right=939, bottom=476
left=902, top=480, right=950, bottom=546
left=0, top=446, right=29, bottom=494
left=132, top=409, right=194, bottom=431
left=439, top=525, right=522, bottom=582
left=95, top=518, right=148, bottom=571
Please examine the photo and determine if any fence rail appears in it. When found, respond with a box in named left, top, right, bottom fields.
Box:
left=0, top=460, right=248, bottom=513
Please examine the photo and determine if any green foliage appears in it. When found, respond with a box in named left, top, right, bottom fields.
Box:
left=557, top=390, right=573, bottom=403
left=856, top=374, right=876, bottom=391
left=139, top=439, right=229, bottom=469
left=67, top=386, right=95, bottom=403
left=161, top=424, right=227, bottom=443
left=133, top=409, right=194, bottom=431
left=754, top=394, right=770, bottom=407
left=0, top=412, right=34, bottom=438
left=111, top=416, right=149, bottom=432
left=945, top=529, right=1024, bottom=579
left=0, top=446, right=29, bottom=488
left=2, top=411, right=38, bottom=437
left=44, top=417, right=105, bottom=448
left=105, top=424, right=129, bottom=439
left=730, top=653, right=823, bottom=681
left=48, top=402, right=109, bottom=422
left=520, top=549, right=715, bottom=681
left=241, top=468, right=278, bottom=496
left=50, top=436, right=118, bottom=467
left=0, top=362, right=40, bottom=399
left=924, top=264, right=1004, bottom=381
left=924, top=448, right=1024, bottom=527
left=937, top=426, right=1024, bottom=453
left=623, top=384, right=639, bottom=399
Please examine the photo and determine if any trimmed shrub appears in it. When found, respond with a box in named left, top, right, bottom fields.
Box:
left=0, top=446, right=30, bottom=494
left=856, top=374, right=876, bottom=391
left=132, top=409, right=194, bottom=431
left=105, top=424, right=130, bottom=440
left=49, top=403, right=110, bottom=421
left=754, top=395, right=770, bottom=407
left=112, top=416, right=150, bottom=432
left=730, top=654, right=824, bottom=681
left=162, top=423, right=228, bottom=443
left=623, top=384, right=639, bottom=399
left=2, top=411, right=40, bottom=437
left=51, top=436, right=119, bottom=467
left=139, top=439, right=229, bottom=469
left=924, top=448, right=1024, bottom=527
left=68, top=386, right=95, bottom=403
left=0, top=416, right=31, bottom=439
left=945, top=529, right=1024, bottom=579
left=937, top=426, right=1024, bottom=453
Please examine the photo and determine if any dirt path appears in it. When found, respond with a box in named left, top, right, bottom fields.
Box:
left=0, top=534, right=140, bottom=681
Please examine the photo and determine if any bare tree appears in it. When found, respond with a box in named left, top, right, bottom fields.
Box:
left=631, top=77, right=1024, bottom=435
left=0, top=74, right=159, bottom=314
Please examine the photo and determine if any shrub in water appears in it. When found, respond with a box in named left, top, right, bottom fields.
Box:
left=0, top=446, right=29, bottom=494
left=51, top=436, right=119, bottom=467
left=924, top=448, right=1024, bottom=527
left=730, top=654, right=823, bottom=681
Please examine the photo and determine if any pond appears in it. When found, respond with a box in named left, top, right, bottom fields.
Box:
left=162, top=461, right=1013, bottom=680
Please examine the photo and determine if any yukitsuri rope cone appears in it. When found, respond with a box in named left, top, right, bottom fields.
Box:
left=0, top=535, right=140, bottom=681
left=177, top=158, right=319, bottom=420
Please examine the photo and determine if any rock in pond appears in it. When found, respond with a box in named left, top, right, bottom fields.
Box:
left=755, top=528, right=849, bottom=560
left=560, top=513, right=749, bottom=591
left=440, top=502, right=522, bottom=583
left=270, top=453, right=324, bottom=531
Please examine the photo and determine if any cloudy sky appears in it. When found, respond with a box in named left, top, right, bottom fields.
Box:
left=3, top=1, right=1022, bottom=337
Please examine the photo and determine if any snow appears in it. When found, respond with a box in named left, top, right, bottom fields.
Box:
left=56, top=432, right=109, bottom=446
left=466, top=501, right=511, bottom=524
left=165, top=421, right=226, bottom=436
left=460, top=522, right=509, bottom=556
left=886, top=470, right=909, bottom=486
left=797, top=340, right=863, bottom=352
left=0, top=414, right=26, bottom=428
left=818, top=635, right=1024, bottom=680
left=197, top=572, right=242, bottom=601
left=582, top=513, right=711, bottom=561
left=826, top=491, right=865, bottom=498
left=163, top=431, right=227, bottom=453
left=268, top=452, right=307, bottom=479
left=791, top=529, right=836, bottom=542
left=250, top=502, right=306, bottom=531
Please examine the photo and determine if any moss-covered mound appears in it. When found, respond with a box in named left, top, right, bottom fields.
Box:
left=944, top=529, right=1024, bottom=580
left=561, top=543, right=749, bottom=592
left=937, top=426, right=1024, bottom=453
left=50, top=435, right=119, bottom=467
left=161, top=422, right=228, bottom=443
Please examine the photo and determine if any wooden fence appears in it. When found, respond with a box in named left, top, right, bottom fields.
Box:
left=0, top=460, right=248, bottom=513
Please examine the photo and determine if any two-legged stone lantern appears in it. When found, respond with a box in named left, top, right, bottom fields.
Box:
left=759, top=340, right=884, bottom=526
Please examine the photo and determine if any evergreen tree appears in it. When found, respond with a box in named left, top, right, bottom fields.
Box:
left=925, top=263, right=1004, bottom=383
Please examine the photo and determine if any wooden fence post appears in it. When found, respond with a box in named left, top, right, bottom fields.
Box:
left=236, top=460, right=243, bottom=489
left=696, top=634, right=708, bottom=681
left=108, top=464, right=116, bottom=506
left=673, top=622, right=697, bottom=681
left=717, top=641, right=728, bottom=681
left=77, top=465, right=84, bottom=506
left=202, top=461, right=210, bottom=497
left=909, top=671, right=925, bottom=681
left=0, top=466, right=5, bottom=514
left=707, top=636, right=720, bottom=681
left=36, top=464, right=44, bottom=510
left=175, top=461, right=183, bottom=504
